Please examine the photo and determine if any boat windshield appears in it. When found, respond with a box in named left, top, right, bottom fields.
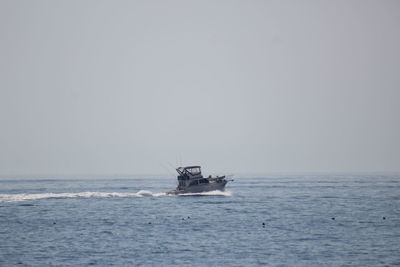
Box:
left=186, top=167, right=201, bottom=175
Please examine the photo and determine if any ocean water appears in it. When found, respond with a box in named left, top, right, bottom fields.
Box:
left=1, top=174, right=400, bottom=266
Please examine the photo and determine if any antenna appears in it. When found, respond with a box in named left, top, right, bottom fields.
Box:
left=167, top=161, right=176, bottom=169
left=161, top=163, right=175, bottom=178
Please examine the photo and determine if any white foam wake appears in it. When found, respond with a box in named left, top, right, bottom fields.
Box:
left=177, top=190, right=232, bottom=197
left=0, top=190, right=167, bottom=203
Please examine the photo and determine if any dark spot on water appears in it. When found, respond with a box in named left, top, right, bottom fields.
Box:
left=53, top=222, right=56, bottom=225
left=383, top=217, right=386, bottom=220
left=18, top=203, right=35, bottom=207
left=17, top=262, right=23, bottom=265
left=332, top=217, right=335, bottom=220
left=148, top=222, right=152, bottom=224
left=187, top=216, right=190, bottom=219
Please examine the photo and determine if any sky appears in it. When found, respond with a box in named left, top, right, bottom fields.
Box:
left=0, top=0, right=399, bottom=177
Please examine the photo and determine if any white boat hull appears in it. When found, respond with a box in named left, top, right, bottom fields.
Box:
left=167, top=180, right=227, bottom=195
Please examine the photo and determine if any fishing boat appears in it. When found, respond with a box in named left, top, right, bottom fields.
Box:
left=167, top=166, right=230, bottom=194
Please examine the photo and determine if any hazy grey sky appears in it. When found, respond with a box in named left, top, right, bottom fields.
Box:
left=1, top=0, right=399, bottom=177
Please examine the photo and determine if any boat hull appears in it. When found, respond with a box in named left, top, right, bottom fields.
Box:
left=167, top=180, right=227, bottom=195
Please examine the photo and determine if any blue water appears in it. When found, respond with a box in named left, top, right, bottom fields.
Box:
left=1, top=174, right=400, bottom=266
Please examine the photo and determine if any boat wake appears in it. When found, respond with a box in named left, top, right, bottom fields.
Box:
left=0, top=190, right=232, bottom=203
left=176, top=190, right=232, bottom=197
left=0, top=190, right=167, bottom=203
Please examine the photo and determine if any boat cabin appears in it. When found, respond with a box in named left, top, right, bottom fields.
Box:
left=176, top=166, right=208, bottom=190
left=176, top=166, right=203, bottom=180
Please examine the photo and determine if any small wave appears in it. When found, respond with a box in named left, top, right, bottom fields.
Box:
left=177, top=190, right=232, bottom=197
left=18, top=203, right=35, bottom=207
left=0, top=190, right=168, bottom=203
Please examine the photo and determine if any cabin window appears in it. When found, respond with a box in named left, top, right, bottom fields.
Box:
left=189, top=180, right=199, bottom=186
left=199, top=179, right=209, bottom=184
left=187, top=167, right=201, bottom=175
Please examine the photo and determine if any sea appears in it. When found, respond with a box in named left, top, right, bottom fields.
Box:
left=1, top=174, right=400, bottom=266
